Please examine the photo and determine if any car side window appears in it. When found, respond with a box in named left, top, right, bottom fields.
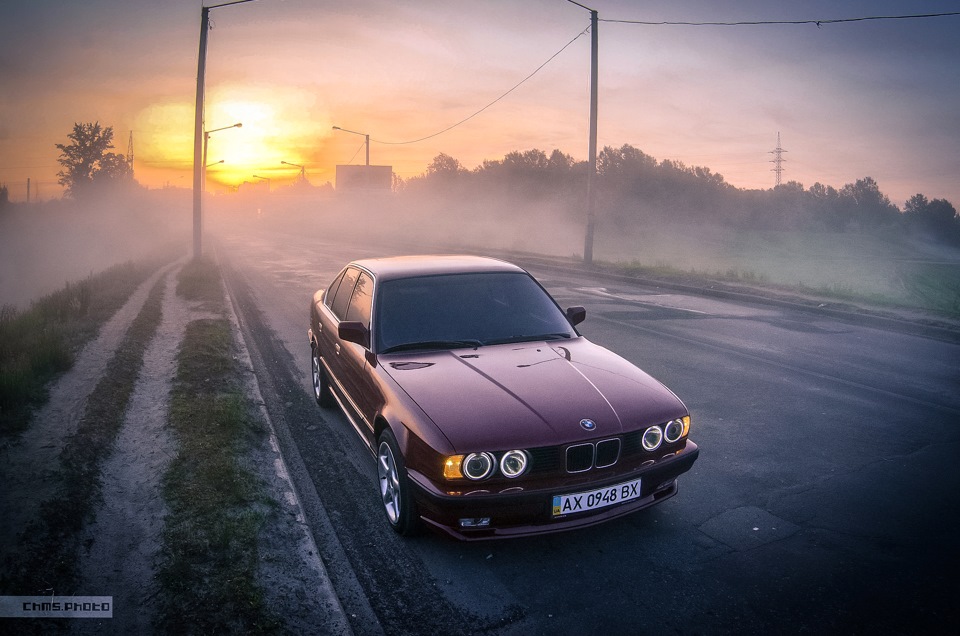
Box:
left=345, top=272, right=373, bottom=327
left=331, top=267, right=359, bottom=320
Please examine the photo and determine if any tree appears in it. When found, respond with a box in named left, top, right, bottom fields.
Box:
left=836, top=177, right=898, bottom=230
left=903, top=193, right=929, bottom=217
left=56, top=122, right=132, bottom=199
left=904, top=193, right=959, bottom=242
left=426, top=153, right=466, bottom=179
left=547, top=149, right=574, bottom=173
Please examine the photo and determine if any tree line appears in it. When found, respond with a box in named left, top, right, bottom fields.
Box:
left=401, top=144, right=960, bottom=244
left=10, top=123, right=958, bottom=247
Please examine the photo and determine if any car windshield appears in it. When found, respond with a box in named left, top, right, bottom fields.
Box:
left=376, top=272, right=576, bottom=353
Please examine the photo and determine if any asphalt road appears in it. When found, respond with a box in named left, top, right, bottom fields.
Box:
left=213, top=215, right=960, bottom=635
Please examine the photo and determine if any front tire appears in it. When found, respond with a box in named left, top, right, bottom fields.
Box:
left=377, top=428, right=421, bottom=536
left=311, top=345, right=335, bottom=408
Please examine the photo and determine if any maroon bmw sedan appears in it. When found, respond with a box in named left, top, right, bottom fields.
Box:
left=308, top=255, right=699, bottom=540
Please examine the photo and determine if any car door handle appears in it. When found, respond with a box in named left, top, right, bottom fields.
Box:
left=334, top=343, right=341, bottom=355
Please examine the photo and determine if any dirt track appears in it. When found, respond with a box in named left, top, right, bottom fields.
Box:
left=0, top=258, right=347, bottom=634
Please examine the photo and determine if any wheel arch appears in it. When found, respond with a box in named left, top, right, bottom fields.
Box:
left=374, top=415, right=391, bottom=446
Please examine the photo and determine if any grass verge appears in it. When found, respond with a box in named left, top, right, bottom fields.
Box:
left=592, top=226, right=960, bottom=317
left=0, top=258, right=167, bottom=437
left=155, top=258, right=279, bottom=634
left=0, top=272, right=166, bottom=622
left=596, top=258, right=960, bottom=318
left=900, top=262, right=960, bottom=315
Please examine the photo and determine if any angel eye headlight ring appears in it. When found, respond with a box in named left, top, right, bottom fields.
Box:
left=642, top=426, right=663, bottom=451
left=499, top=450, right=529, bottom=478
left=664, top=419, right=685, bottom=443
left=463, top=452, right=496, bottom=480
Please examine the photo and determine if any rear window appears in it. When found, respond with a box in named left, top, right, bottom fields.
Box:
left=324, top=270, right=346, bottom=309
left=345, top=272, right=373, bottom=327
left=330, top=267, right=359, bottom=320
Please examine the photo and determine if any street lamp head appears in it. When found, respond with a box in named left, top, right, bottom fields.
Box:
left=205, top=122, right=244, bottom=135
left=332, top=125, right=368, bottom=136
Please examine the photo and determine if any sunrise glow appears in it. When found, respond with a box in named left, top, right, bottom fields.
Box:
left=0, top=1, right=957, bottom=205
left=132, top=84, right=340, bottom=189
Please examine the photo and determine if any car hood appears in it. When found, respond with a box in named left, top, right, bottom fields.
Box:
left=381, top=338, right=686, bottom=453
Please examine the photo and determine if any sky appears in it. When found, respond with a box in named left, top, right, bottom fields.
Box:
left=1, top=0, right=958, bottom=206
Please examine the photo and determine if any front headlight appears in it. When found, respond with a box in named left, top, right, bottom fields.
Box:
left=463, top=452, right=496, bottom=480
left=664, top=418, right=685, bottom=443
left=499, top=450, right=529, bottom=478
left=642, top=426, right=663, bottom=451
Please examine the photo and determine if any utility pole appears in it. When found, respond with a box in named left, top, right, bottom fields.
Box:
left=192, top=0, right=256, bottom=260
left=568, top=1, right=599, bottom=264
left=583, top=8, right=599, bottom=264
left=332, top=126, right=371, bottom=166
left=769, top=132, right=787, bottom=187
left=192, top=6, right=210, bottom=260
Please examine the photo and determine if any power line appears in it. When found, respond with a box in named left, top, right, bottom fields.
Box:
left=345, top=141, right=366, bottom=165
left=600, top=12, right=960, bottom=27
left=371, top=26, right=590, bottom=146
left=368, top=9, right=958, bottom=147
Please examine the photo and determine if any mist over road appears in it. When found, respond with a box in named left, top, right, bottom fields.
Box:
left=214, top=214, right=959, bottom=635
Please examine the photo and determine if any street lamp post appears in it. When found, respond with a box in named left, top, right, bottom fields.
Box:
left=280, top=160, right=306, bottom=184
left=332, top=126, right=370, bottom=166
left=202, top=122, right=242, bottom=194
left=252, top=174, right=271, bottom=190
left=192, top=0, right=257, bottom=259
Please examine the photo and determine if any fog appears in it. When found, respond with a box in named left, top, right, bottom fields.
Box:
left=206, top=184, right=960, bottom=311
left=0, top=190, right=191, bottom=310
left=4, top=182, right=959, bottom=314
left=205, top=188, right=586, bottom=259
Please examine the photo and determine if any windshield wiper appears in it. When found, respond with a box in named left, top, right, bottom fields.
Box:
left=380, top=339, right=483, bottom=354
left=483, top=332, right=573, bottom=346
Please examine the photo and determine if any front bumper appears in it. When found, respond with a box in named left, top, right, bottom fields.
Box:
left=408, top=440, right=699, bottom=540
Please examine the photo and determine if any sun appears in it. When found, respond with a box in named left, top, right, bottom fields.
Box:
left=135, top=84, right=336, bottom=189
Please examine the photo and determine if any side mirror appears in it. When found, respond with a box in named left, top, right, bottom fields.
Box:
left=338, top=321, right=370, bottom=348
left=565, top=306, right=586, bottom=326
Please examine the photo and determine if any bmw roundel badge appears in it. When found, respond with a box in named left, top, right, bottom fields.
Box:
left=580, top=419, right=597, bottom=431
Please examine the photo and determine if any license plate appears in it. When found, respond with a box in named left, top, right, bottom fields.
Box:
left=552, top=478, right=642, bottom=517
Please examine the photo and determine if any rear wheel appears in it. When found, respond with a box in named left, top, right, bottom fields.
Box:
left=311, top=345, right=335, bottom=408
left=377, top=428, right=421, bottom=536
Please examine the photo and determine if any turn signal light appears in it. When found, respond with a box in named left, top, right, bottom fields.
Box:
left=443, top=455, right=464, bottom=480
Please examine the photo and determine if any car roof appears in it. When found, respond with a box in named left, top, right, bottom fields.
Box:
left=348, top=255, right=526, bottom=281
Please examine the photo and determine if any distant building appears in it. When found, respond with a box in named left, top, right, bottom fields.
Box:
left=335, top=165, right=393, bottom=192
